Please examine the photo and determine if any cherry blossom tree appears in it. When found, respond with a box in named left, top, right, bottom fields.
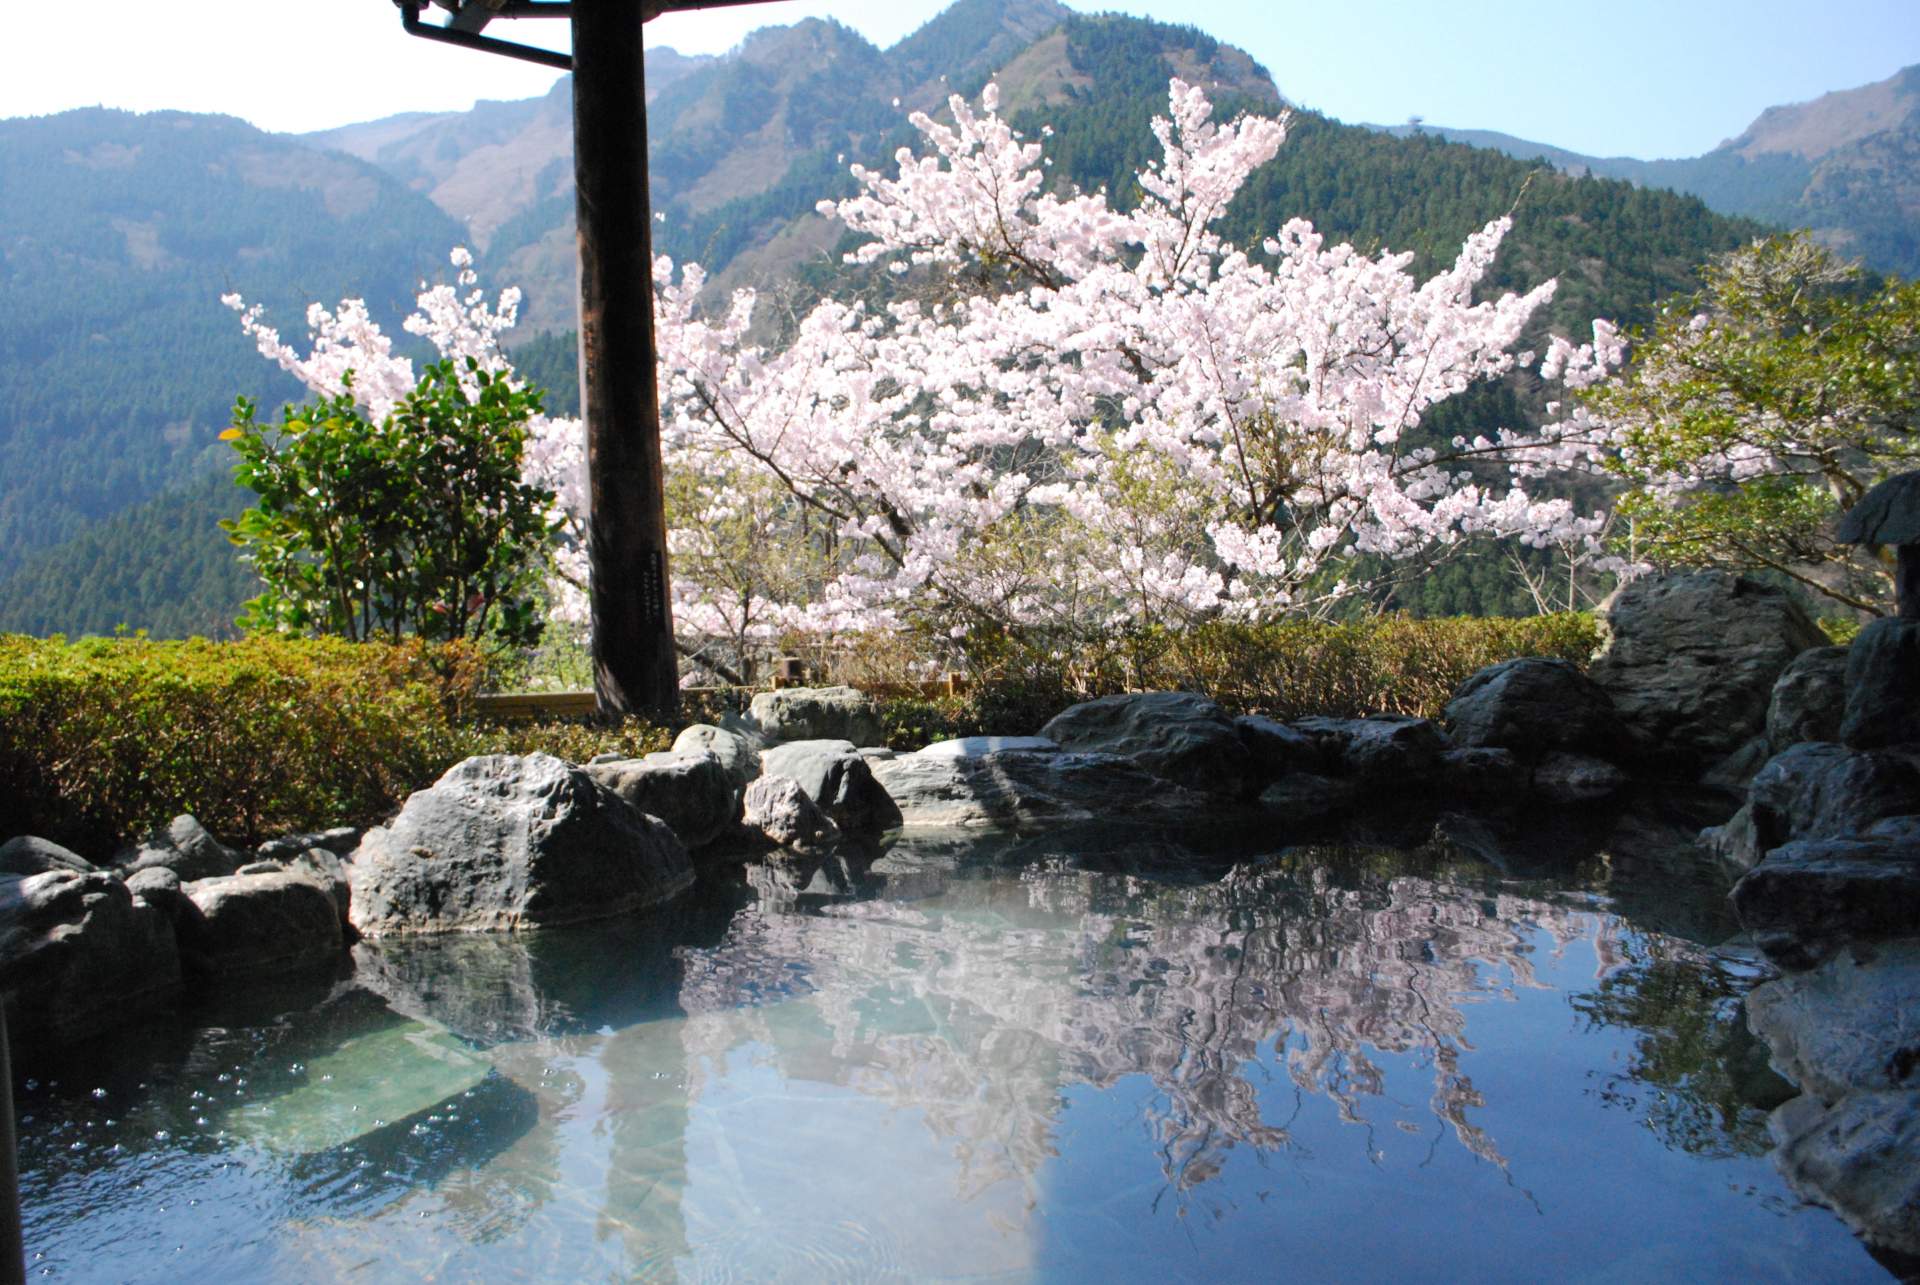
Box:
left=654, top=80, right=1615, bottom=655
left=228, top=80, right=1621, bottom=679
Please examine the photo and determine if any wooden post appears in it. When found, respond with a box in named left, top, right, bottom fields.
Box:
left=572, top=1, right=679, bottom=718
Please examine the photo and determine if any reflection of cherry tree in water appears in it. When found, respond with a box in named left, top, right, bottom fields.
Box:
left=673, top=846, right=1635, bottom=1202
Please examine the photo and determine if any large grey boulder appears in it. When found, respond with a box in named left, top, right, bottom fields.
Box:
left=0, top=869, right=180, bottom=1041
left=587, top=748, right=737, bottom=850
left=760, top=739, right=886, bottom=833
left=1729, top=835, right=1920, bottom=969
left=1746, top=941, right=1920, bottom=1104
left=348, top=754, right=694, bottom=937
left=1588, top=571, right=1825, bottom=772
left=1438, top=747, right=1527, bottom=798
left=1236, top=715, right=1327, bottom=781
left=741, top=775, right=840, bottom=850
left=1039, top=692, right=1251, bottom=798
left=1768, top=1090, right=1920, bottom=1256
left=0, top=835, right=95, bottom=877
left=671, top=723, right=763, bottom=798
left=114, top=814, right=246, bottom=882
left=1842, top=618, right=1920, bottom=750
left=1705, top=738, right=1920, bottom=868
left=1698, top=805, right=1767, bottom=874
left=1290, top=715, right=1449, bottom=785
left=747, top=686, right=885, bottom=748
left=1768, top=645, right=1849, bottom=753
left=1748, top=742, right=1920, bottom=851
left=1530, top=751, right=1627, bottom=803
left=1442, top=657, right=1624, bottom=760
left=871, top=746, right=1210, bottom=830
left=178, top=870, right=344, bottom=975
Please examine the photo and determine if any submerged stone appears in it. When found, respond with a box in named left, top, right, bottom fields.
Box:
left=1769, top=1090, right=1920, bottom=1257
left=1747, top=941, right=1920, bottom=1104
left=226, top=1019, right=492, bottom=1155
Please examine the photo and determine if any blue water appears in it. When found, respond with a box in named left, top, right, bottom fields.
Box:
left=13, top=810, right=1895, bottom=1281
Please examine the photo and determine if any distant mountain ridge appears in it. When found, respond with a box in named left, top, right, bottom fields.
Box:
left=1370, top=63, right=1920, bottom=275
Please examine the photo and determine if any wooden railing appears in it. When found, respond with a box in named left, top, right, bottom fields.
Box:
left=472, top=673, right=968, bottom=722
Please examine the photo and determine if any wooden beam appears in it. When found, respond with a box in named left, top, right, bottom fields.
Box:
left=571, top=0, right=680, bottom=719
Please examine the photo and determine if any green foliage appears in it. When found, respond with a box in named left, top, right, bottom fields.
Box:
left=1569, top=938, right=1783, bottom=1158
left=222, top=362, right=556, bottom=646
left=0, top=634, right=677, bottom=854
left=457, top=717, right=674, bottom=764
left=0, top=635, right=488, bottom=852
left=1588, top=232, right=1920, bottom=614
left=875, top=696, right=984, bottom=749
left=1108, top=614, right=1601, bottom=721
left=852, top=614, right=1601, bottom=747
left=1817, top=615, right=1866, bottom=645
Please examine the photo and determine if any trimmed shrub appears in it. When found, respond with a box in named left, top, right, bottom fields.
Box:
left=1125, top=613, right=1600, bottom=721
left=1, top=615, right=1595, bottom=853
left=858, top=614, right=1601, bottom=744
left=0, top=635, right=681, bottom=855
left=0, top=635, right=489, bottom=853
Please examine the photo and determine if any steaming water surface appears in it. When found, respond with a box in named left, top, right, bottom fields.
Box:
left=14, top=809, right=1894, bottom=1281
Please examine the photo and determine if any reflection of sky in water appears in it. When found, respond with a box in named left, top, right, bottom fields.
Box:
left=14, top=830, right=1892, bottom=1282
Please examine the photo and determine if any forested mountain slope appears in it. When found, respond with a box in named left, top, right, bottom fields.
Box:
left=0, top=473, right=254, bottom=639
left=0, top=109, right=462, bottom=582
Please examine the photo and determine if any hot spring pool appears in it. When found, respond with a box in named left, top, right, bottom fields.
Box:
left=13, top=806, right=1896, bottom=1281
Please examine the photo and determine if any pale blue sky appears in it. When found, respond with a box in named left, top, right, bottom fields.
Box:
left=4, top=1, right=1916, bottom=160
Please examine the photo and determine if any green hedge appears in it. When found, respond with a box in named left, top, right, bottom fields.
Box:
left=0, top=635, right=474, bottom=853
left=2, top=615, right=1597, bottom=852
left=871, top=613, right=1601, bottom=747
left=0, top=635, right=667, bottom=855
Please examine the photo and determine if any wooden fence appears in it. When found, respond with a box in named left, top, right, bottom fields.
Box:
left=473, top=673, right=968, bottom=722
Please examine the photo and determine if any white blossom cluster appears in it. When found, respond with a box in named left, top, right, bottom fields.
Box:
left=228, top=80, right=1630, bottom=657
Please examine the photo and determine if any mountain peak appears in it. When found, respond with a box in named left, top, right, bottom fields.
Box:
left=886, top=0, right=1071, bottom=90
left=1721, top=62, right=1920, bottom=161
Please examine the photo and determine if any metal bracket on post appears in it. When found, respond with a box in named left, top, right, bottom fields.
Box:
left=395, top=1, right=574, bottom=70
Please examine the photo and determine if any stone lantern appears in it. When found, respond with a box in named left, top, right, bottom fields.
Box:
left=1836, top=469, right=1920, bottom=619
